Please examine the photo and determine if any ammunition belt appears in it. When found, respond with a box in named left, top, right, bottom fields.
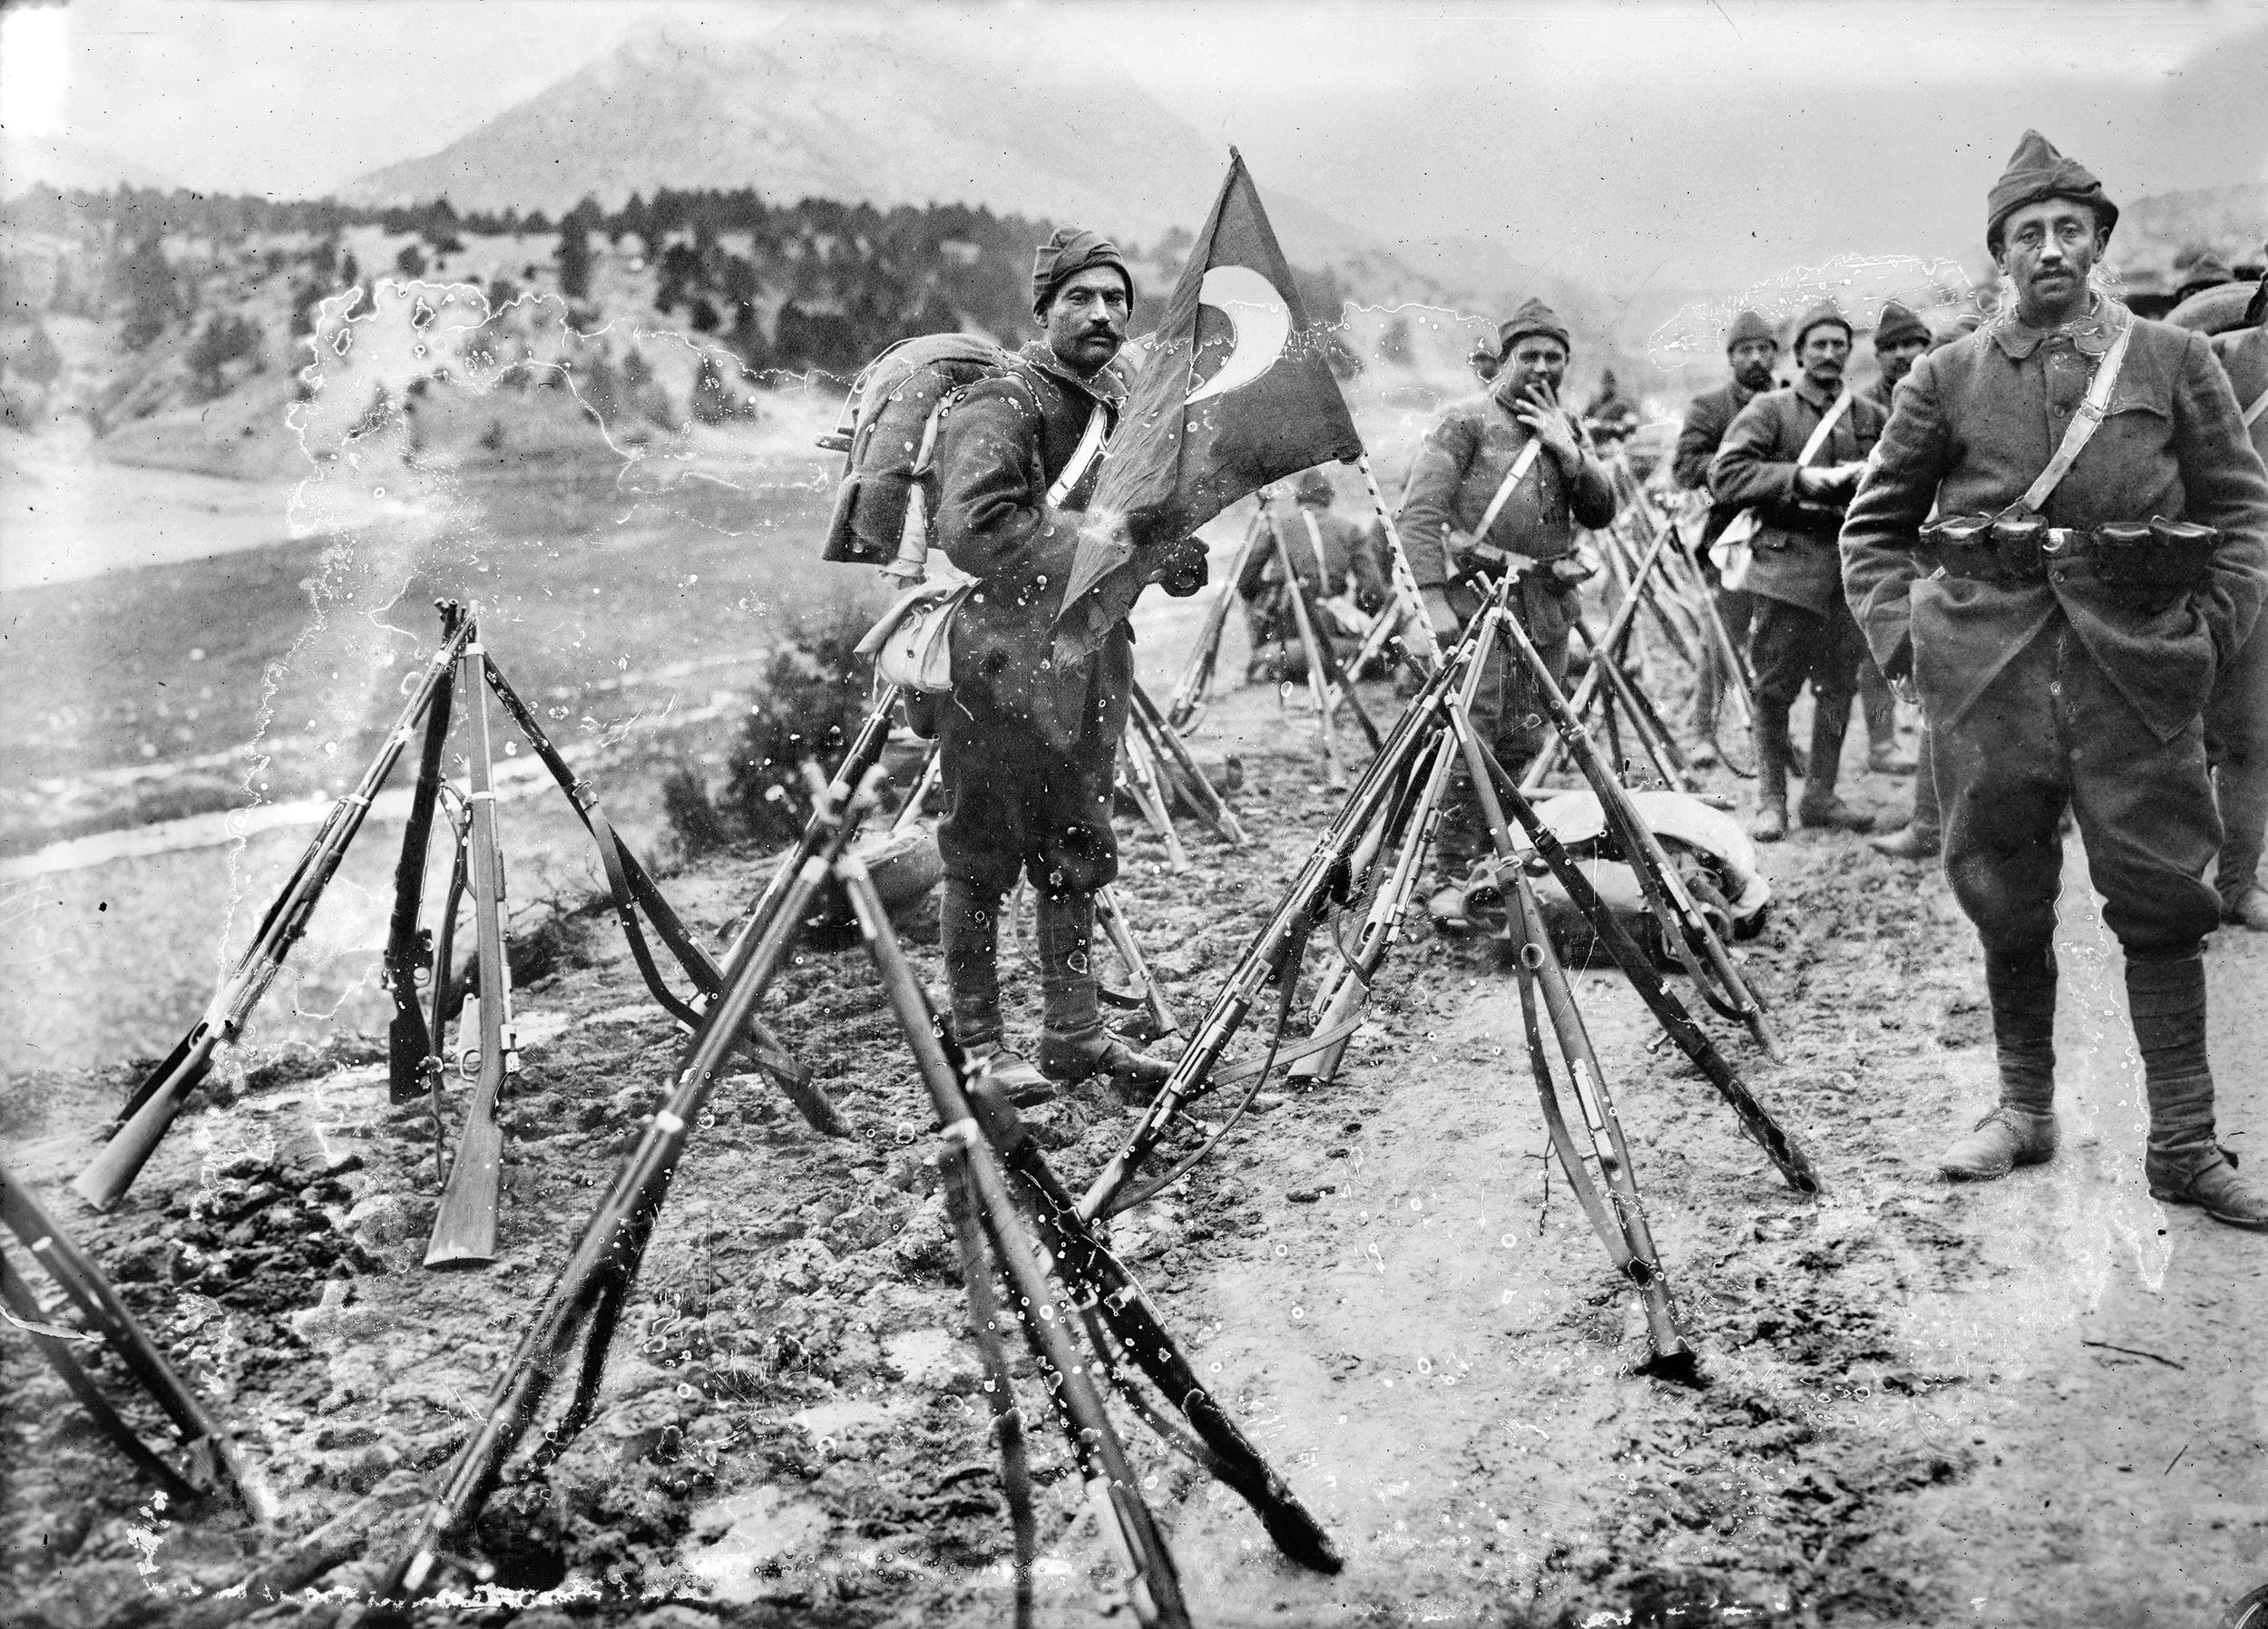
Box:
left=1923, top=512, right=2217, bottom=594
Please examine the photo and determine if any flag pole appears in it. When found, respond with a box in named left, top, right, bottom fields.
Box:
left=1354, top=454, right=1442, bottom=671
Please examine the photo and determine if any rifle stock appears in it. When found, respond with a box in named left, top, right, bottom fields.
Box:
left=73, top=1029, right=218, bottom=1211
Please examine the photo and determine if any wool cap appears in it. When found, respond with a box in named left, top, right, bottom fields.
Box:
left=1789, top=304, right=1853, bottom=352
left=1873, top=301, right=1931, bottom=350
left=1498, top=297, right=1572, bottom=356
left=1295, top=470, right=1336, bottom=505
left=2174, top=251, right=2234, bottom=306
left=1724, top=310, right=1777, bottom=352
left=1031, top=228, right=1134, bottom=316
left=1986, top=130, right=2119, bottom=257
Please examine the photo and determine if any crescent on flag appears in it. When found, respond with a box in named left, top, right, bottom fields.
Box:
left=1184, top=265, right=1293, bottom=405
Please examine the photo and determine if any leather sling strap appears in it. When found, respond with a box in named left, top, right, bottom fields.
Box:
left=1045, top=402, right=1109, bottom=506
left=2018, top=313, right=2134, bottom=512
left=1794, top=386, right=1855, bottom=470
left=1472, top=435, right=1544, bottom=544
left=2244, top=384, right=2268, bottom=430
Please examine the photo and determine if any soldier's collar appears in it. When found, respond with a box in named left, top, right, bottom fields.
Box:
left=1989, top=291, right=2128, bottom=360
left=1019, top=340, right=1129, bottom=409
left=1792, top=375, right=1843, bottom=409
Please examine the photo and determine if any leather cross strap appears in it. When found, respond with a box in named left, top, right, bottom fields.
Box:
left=1472, top=435, right=1544, bottom=544
left=2018, top=313, right=2134, bottom=513
left=1045, top=402, right=1109, bottom=506
left=2244, top=385, right=2268, bottom=430
left=1794, top=386, right=1855, bottom=469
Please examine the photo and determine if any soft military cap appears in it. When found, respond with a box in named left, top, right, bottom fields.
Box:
left=1986, top=130, right=2119, bottom=257
left=1031, top=228, right=1135, bottom=316
left=1789, top=304, right=1853, bottom=351
left=1295, top=470, right=1335, bottom=505
left=2175, top=251, right=2234, bottom=305
left=1872, top=301, right=1931, bottom=351
left=1725, top=310, right=1776, bottom=352
left=1498, top=297, right=1572, bottom=356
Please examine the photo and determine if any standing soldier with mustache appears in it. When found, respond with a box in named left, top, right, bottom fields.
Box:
left=927, top=228, right=1207, bottom=1098
left=1675, top=309, right=1779, bottom=762
left=2205, top=267, right=2268, bottom=932
left=1397, top=297, right=1618, bottom=930
left=1711, top=306, right=1887, bottom=840
left=1843, top=132, right=2268, bottom=1228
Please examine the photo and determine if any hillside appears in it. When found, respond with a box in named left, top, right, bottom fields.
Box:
left=0, top=133, right=175, bottom=200
left=339, top=11, right=1559, bottom=317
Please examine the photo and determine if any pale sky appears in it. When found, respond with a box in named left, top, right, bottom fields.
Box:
left=5, top=0, right=2265, bottom=291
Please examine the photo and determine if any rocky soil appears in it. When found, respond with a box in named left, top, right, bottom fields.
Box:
left=3, top=664, right=2263, bottom=1629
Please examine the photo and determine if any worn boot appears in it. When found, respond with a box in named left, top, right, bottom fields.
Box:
left=1798, top=694, right=1874, bottom=832
left=1941, top=945, right=2060, bottom=1179
left=1035, top=890, right=1172, bottom=1088
left=2133, top=952, right=2268, bottom=1230
left=941, top=881, right=1048, bottom=1101
left=1750, top=706, right=1792, bottom=843
left=1862, top=674, right=1915, bottom=774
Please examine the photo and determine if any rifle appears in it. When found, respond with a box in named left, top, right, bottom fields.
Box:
left=478, top=656, right=836, bottom=1133
left=1079, top=647, right=1470, bottom=1221
left=76, top=614, right=477, bottom=1212
left=1163, top=506, right=1267, bottom=732
left=3, top=1168, right=279, bottom=1519
left=372, top=768, right=883, bottom=1608
left=425, top=633, right=518, bottom=1269
left=384, top=605, right=463, bottom=1102
left=1495, top=605, right=1783, bottom=1059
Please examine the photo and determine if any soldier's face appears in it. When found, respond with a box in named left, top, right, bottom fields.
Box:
left=1875, top=336, right=1929, bottom=389
left=1998, top=199, right=2107, bottom=324
left=1499, top=337, right=1569, bottom=399
left=1797, top=328, right=1849, bottom=389
left=1728, top=338, right=1777, bottom=392
left=1041, top=268, right=1130, bottom=377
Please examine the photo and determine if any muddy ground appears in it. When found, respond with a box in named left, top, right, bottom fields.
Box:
left=4, top=623, right=2264, bottom=1627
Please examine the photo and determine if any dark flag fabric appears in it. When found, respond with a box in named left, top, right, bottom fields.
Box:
left=1054, top=149, right=1365, bottom=661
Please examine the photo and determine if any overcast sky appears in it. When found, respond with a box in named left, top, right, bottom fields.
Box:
left=5, top=0, right=2264, bottom=291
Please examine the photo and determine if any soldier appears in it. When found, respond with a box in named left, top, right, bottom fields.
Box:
left=1582, top=367, right=1640, bottom=444
left=929, top=227, right=1207, bottom=1097
left=1711, top=305, right=1887, bottom=840
left=1852, top=303, right=1932, bottom=777
left=1675, top=310, right=1779, bottom=762
left=1237, top=469, right=1389, bottom=682
left=1843, top=132, right=2268, bottom=1228
left=2207, top=267, right=2268, bottom=930
left=1399, top=297, right=1618, bottom=928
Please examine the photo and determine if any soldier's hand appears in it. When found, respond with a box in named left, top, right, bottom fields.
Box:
left=1889, top=674, right=1919, bottom=709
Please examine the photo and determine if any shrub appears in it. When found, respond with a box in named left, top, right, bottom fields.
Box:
left=721, top=602, right=875, bottom=848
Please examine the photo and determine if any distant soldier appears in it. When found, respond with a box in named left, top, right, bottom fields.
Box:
left=930, top=227, right=1206, bottom=1097
left=1582, top=367, right=1640, bottom=444
left=1675, top=310, right=1778, bottom=759
left=2206, top=267, right=2268, bottom=930
left=2175, top=249, right=2234, bottom=308
left=1400, top=297, right=1618, bottom=928
left=1710, top=305, right=1886, bottom=840
left=1467, top=338, right=1501, bottom=386
left=1237, top=469, right=1388, bottom=681
left=1850, top=302, right=1934, bottom=778
left=1843, top=132, right=2268, bottom=1228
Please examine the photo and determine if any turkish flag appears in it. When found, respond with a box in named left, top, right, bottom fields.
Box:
left=1054, top=149, right=1364, bottom=661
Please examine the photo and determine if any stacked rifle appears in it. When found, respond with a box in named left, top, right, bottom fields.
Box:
left=71, top=601, right=837, bottom=1268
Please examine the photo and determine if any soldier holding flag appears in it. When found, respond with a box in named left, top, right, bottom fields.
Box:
left=1397, top=298, right=1618, bottom=929
left=927, top=228, right=1207, bottom=1097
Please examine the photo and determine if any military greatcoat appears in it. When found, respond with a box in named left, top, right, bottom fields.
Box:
left=931, top=342, right=1202, bottom=898
left=1841, top=300, right=2268, bottom=956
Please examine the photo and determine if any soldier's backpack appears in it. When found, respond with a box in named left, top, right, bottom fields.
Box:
left=818, top=333, right=1010, bottom=571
